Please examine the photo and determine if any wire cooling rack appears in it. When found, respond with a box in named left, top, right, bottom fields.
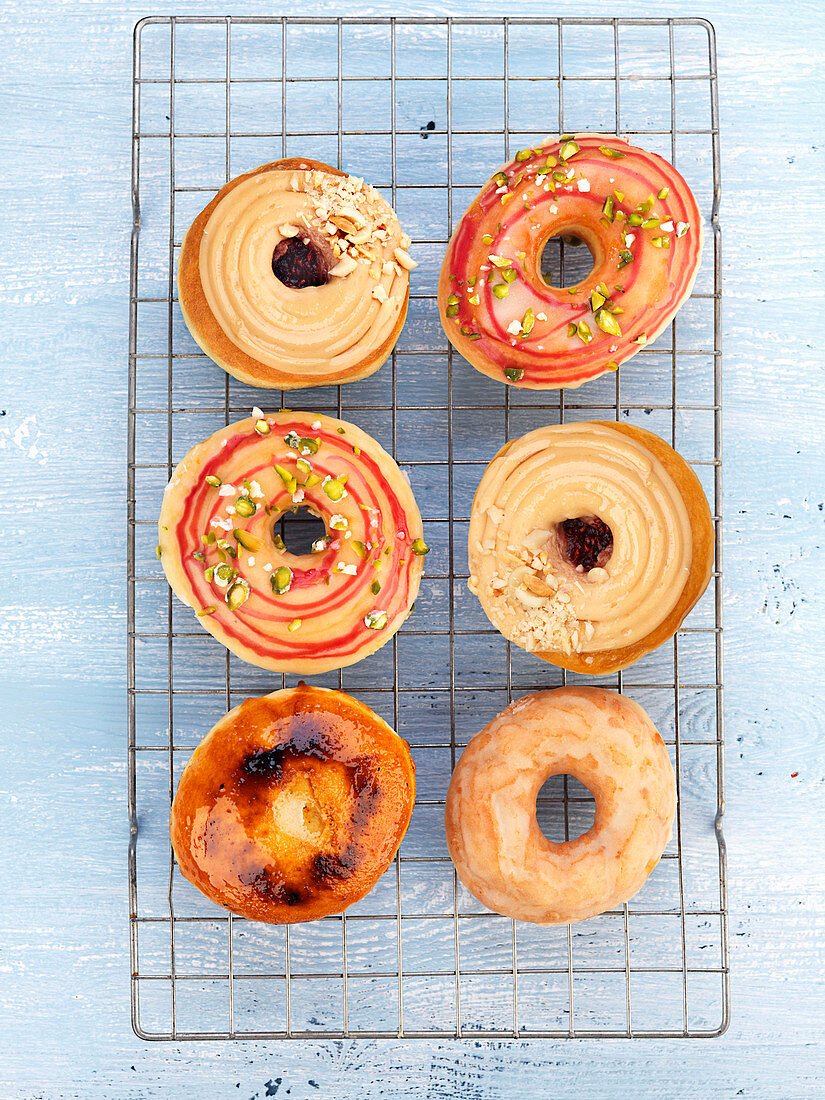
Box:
left=128, top=15, right=728, bottom=1040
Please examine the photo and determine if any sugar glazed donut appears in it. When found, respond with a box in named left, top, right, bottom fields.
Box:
left=445, top=688, right=676, bottom=925
left=468, top=421, right=713, bottom=674
left=158, top=412, right=428, bottom=674
left=438, top=134, right=702, bottom=389
left=178, top=158, right=416, bottom=389
left=171, top=686, right=415, bottom=924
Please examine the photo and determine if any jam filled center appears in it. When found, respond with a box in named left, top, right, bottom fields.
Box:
left=557, top=516, right=613, bottom=572
left=272, top=236, right=329, bottom=289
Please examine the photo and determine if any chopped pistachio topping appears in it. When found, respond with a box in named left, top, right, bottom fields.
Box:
left=296, top=458, right=312, bottom=481
left=270, top=566, right=292, bottom=595
left=566, top=322, right=578, bottom=338
left=467, top=276, right=477, bottom=286
left=371, top=580, right=381, bottom=595
left=599, top=145, right=626, bottom=159
left=352, top=540, right=367, bottom=559
left=492, top=284, right=509, bottom=300
left=676, top=222, right=689, bottom=238
left=365, top=610, right=388, bottom=630
left=203, top=531, right=217, bottom=545
left=329, top=515, right=348, bottom=531
left=559, top=141, right=579, bottom=161
left=305, top=473, right=322, bottom=488
left=642, top=216, right=660, bottom=229
left=205, top=474, right=221, bottom=488
left=215, top=563, right=234, bottom=584
left=551, top=169, right=567, bottom=182
left=590, top=290, right=606, bottom=311
left=323, top=477, right=346, bottom=501
left=521, top=307, right=535, bottom=336
left=204, top=566, right=215, bottom=582
left=617, top=249, right=634, bottom=269
left=594, top=308, right=622, bottom=337
left=155, top=544, right=162, bottom=559
left=288, top=618, right=302, bottom=632
left=446, top=303, right=459, bottom=318
left=254, top=419, right=270, bottom=435
left=481, top=233, right=493, bottom=244
left=197, top=606, right=217, bottom=616
left=311, top=535, right=332, bottom=552
left=614, top=189, right=625, bottom=202
left=651, top=235, right=671, bottom=248
left=411, top=537, right=429, bottom=556
left=273, top=465, right=297, bottom=495
left=658, top=187, right=669, bottom=200
left=233, top=529, right=264, bottom=552
left=635, top=333, right=648, bottom=344
left=577, top=321, right=593, bottom=344
left=504, top=367, right=524, bottom=382
left=514, top=149, right=532, bottom=162
left=193, top=551, right=205, bottom=562
left=636, top=195, right=655, bottom=214
left=607, top=361, right=619, bottom=372
left=628, top=212, right=643, bottom=227
left=493, top=170, right=509, bottom=184
left=447, top=294, right=460, bottom=306
left=226, top=582, right=249, bottom=611
left=597, top=281, right=610, bottom=298
left=502, top=267, right=518, bottom=284
left=235, top=495, right=257, bottom=518
left=602, top=196, right=614, bottom=221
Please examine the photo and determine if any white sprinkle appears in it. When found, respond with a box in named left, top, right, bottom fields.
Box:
left=247, top=480, right=264, bottom=499
left=507, top=320, right=522, bottom=336
left=247, top=557, right=256, bottom=567
left=292, top=489, right=305, bottom=504
left=218, top=484, right=235, bottom=496
left=336, top=562, right=357, bottom=575
left=548, top=204, right=558, bottom=214
left=676, top=221, right=689, bottom=238
left=396, top=531, right=406, bottom=541
left=264, top=563, right=272, bottom=571
left=624, top=233, right=635, bottom=247
left=577, top=179, right=590, bottom=192
left=252, top=406, right=264, bottom=419
left=311, top=420, right=322, bottom=430
left=660, top=220, right=674, bottom=232
left=537, top=312, right=547, bottom=321
left=209, top=517, right=233, bottom=531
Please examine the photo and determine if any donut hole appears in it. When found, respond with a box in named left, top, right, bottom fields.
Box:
left=536, top=774, right=597, bottom=843
left=540, top=233, right=595, bottom=289
left=275, top=507, right=328, bottom=556
left=557, top=515, right=613, bottom=573
left=272, top=236, right=329, bottom=288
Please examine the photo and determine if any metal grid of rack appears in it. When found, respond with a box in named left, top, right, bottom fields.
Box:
left=128, top=15, right=728, bottom=1040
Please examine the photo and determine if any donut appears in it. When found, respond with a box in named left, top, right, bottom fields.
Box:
left=171, top=685, right=415, bottom=924
left=178, top=158, right=416, bottom=390
left=468, top=420, right=713, bottom=674
left=158, top=411, right=427, bottom=674
left=438, top=133, right=702, bottom=389
left=445, top=688, right=676, bottom=925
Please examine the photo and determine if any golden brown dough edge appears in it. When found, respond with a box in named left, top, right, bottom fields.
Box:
left=177, top=157, right=409, bottom=391
left=470, top=420, right=715, bottom=675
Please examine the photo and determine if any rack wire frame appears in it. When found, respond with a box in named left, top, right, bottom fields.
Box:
left=128, top=15, right=729, bottom=1040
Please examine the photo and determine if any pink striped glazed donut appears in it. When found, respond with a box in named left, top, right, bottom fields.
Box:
left=158, top=412, right=426, bottom=673
left=438, top=133, right=702, bottom=389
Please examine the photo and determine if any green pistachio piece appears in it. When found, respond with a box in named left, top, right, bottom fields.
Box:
left=337, top=427, right=345, bottom=435
left=545, top=154, right=558, bottom=167
left=272, top=534, right=286, bottom=552
left=602, top=196, right=614, bottom=221
left=552, top=169, right=567, bottom=182
left=651, top=235, right=671, bottom=248
left=411, top=538, right=429, bottom=556
left=609, top=305, right=625, bottom=315
left=504, top=367, right=524, bottom=382
left=215, top=563, right=234, bottom=584
left=521, top=307, right=535, bottom=336
left=594, top=309, right=622, bottom=337
left=226, top=582, right=249, bottom=611
left=559, top=141, right=579, bottom=160
left=254, top=419, right=270, bottom=435
left=305, top=473, right=322, bottom=488
left=599, top=145, right=626, bottom=159
left=273, top=465, right=297, bottom=495
left=636, top=196, right=655, bottom=214
left=493, top=170, right=509, bottom=184
left=202, top=531, right=217, bottom=545
left=618, top=249, right=634, bottom=269
left=492, top=284, right=509, bottom=300
left=606, top=361, right=619, bottom=372
left=468, top=333, right=481, bottom=340
left=628, top=212, right=643, bottom=227
left=216, top=539, right=237, bottom=559
left=323, top=477, right=346, bottom=501
left=446, top=303, right=459, bottom=318
left=371, top=580, right=381, bottom=595
left=352, top=540, right=367, bottom=559
left=288, top=618, right=302, bottom=632
left=598, top=281, right=610, bottom=298
left=590, top=290, right=606, bottom=311
left=193, top=551, right=205, bottom=562
left=577, top=321, right=593, bottom=344
left=567, top=322, right=578, bottom=338
left=364, top=610, right=388, bottom=630
left=235, top=495, right=257, bottom=517
left=642, top=216, right=660, bottom=229
left=204, top=566, right=215, bottom=582
left=467, top=276, right=477, bottom=287
left=481, top=233, right=493, bottom=244
left=270, top=566, right=292, bottom=595
left=536, top=165, right=552, bottom=175
left=613, top=189, right=625, bottom=202
left=658, top=187, right=669, bottom=200
left=296, top=458, right=312, bottom=481
left=205, top=474, right=222, bottom=487
left=514, top=149, right=532, bottom=162
left=197, top=606, right=217, bottom=616
left=447, top=294, right=460, bottom=306
left=311, top=535, right=332, bottom=552
left=233, top=529, right=264, bottom=552
left=635, top=333, right=648, bottom=344
left=502, top=268, right=519, bottom=283
left=155, top=544, right=162, bottom=559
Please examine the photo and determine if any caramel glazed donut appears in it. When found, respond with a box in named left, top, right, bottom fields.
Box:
left=438, top=133, right=702, bottom=389
left=445, top=688, right=676, bottom=925
left=468, top=421, right=714, bottom=675
left=158, top=411, right=428, bottom=674
left=171, top=686, right=415, bottom=923
left=178, top=158, right=417, bottom=389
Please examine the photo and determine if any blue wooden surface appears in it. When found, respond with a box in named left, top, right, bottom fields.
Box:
left=2, top=0, right=824, bottom=1096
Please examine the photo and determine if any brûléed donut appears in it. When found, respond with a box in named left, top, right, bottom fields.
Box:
left=445, top=688, right=676, bottom=925
left=439, top=133, right=701, bottom=389
left=468, top=420, right=714, bottom=674
left=178, top=158, right=415, bottom=389
left=158, top=412, right=427, bottom=674
left=171, top=685, right=415, bottom=924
